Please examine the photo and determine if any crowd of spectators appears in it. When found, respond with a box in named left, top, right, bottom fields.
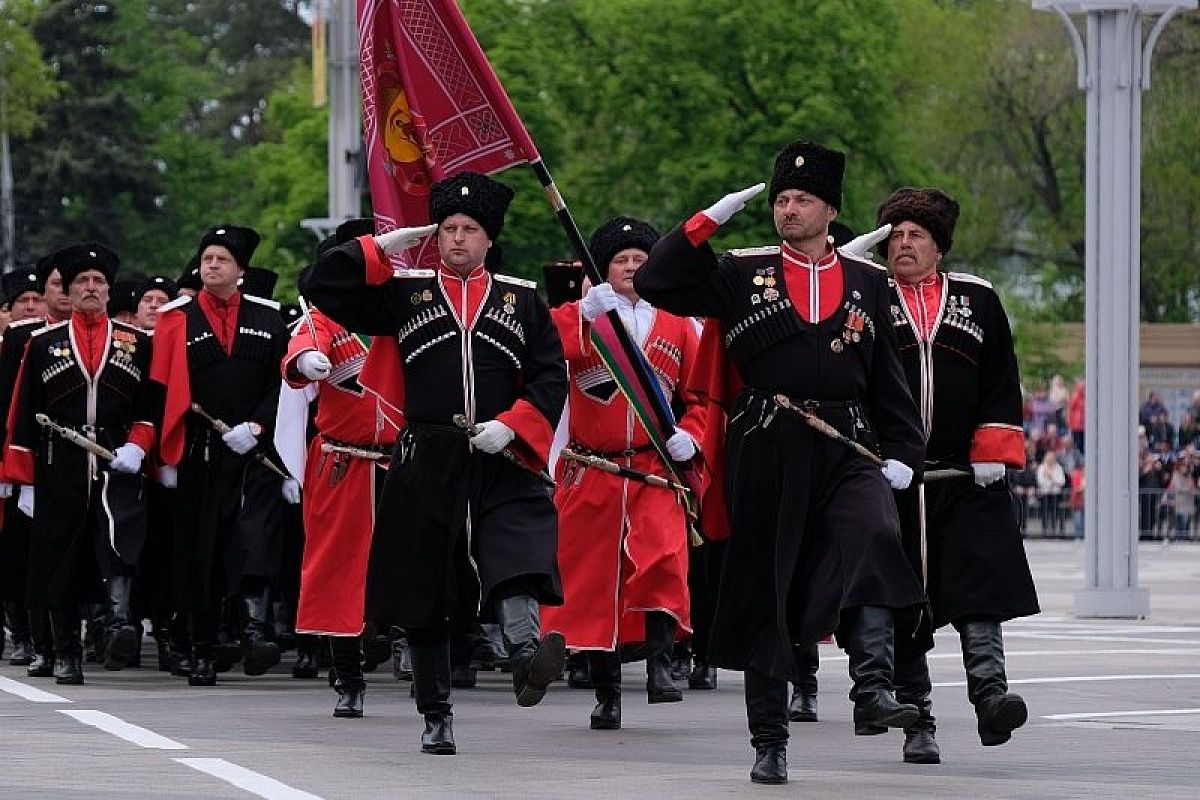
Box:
left=1010, top=378, right=1200, bottom=541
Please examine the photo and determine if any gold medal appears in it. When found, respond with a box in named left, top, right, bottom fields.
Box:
left=753, top=275, right=764, bottom=286
left=764, top=277, right=776, bottom=287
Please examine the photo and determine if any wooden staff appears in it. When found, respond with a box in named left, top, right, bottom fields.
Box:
left=189, top=403, right=291, bottom=480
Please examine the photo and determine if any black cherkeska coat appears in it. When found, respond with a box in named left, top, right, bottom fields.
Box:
left=635, top=226, right=928, bottom=681
left=7, top=317, right=157, bottom=609
left=300, top=240, right=566, bottom=630
left=890, top=271, right=1039, bottom=629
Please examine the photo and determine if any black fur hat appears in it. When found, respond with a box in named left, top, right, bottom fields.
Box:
left=53, top=242, right=120, bottom=288
left=768, top=140, right=845, bottom=210
left=177, top=254, right=201, bottom=292
left=589, top=216, right=660, bottom=272
left=876, top=187, right=960, bottom=254
left=238, top=266, right=278, bottom=299
left=1, top=268, right=42, bottom=304
left=428, top=172, right=514, bottom=240
left=136, top=275, right=178, bottom=304
left=195, top=224, right=261, bottom=269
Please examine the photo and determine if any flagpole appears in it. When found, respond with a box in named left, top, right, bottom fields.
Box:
left=526, top=158, right=676, bottom=437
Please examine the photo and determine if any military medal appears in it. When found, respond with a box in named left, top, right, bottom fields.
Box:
left=753, top=275, right=764, bottom=286
left=831, top=339, right=843, bottom=353
left=422, top=289, right=434, bottom=302
left=763, top=288, right=779, bottom=302
left=410, top=292, right=422, bottom=305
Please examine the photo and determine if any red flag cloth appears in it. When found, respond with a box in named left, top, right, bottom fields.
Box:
left=358, top=0, right=538, bottom=268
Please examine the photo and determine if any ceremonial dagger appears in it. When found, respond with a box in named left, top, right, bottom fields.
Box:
left=35, top=414, right=115, bottom=461
left=452, top=414, right=556, bottom=488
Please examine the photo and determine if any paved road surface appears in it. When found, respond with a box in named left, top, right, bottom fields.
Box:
left=2, top=540, right=1199, bottom=798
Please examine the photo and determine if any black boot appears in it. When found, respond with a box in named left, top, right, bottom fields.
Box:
left=410, top=642, right=455, bottom=755
left=241, top=588, right=281, bottom=676
left=272, top=597, right=296, bottom=653
left=958, top=620, right=1027, bottom=746
left=329, top=636, right=365, bottom=718
left=895, top=651, right=939, bottom=764
left=789, top=644, right=819, bottom=722
left=391, top=627, right=412, bottom=681
left=50, top=611, right=84, bottom=685
left=745, top=668, right=788, bottom=784
left=169, top=613, right=192, bottom=677
left=187, top=612, right=217, bottom=686
left=26, top=608, right=54, bottom=677
left=840, top=606, right=919, bottom=733
left=449, top=625, right=477, bottom=688
left=103, top=575, right=140, bottom=670
left=588, top=651, right=622, bottom=730
left=83, top=603, right=105, bottom=663
left=566, top=652, right=593, bottom=689
left=292, top=634, right=319, bottom=679
left=6, top=602, right=33, bottom=665
left=644, top=611, right=683, bottom=703
left=496, top=595, right=565, bottom=707
left=688, top=662, right=717, bottom=690
left=669, top=641, right=692, bottom=682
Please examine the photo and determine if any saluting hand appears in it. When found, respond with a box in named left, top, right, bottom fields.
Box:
left=838, top=223, right=892, bottom=262
left=375, top=224, right=439, bottom=255
left=701, top=183, right=767, bottom=226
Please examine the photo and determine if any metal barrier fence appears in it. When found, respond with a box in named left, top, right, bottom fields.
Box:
left=1011, top=487, right=1197, bottom=541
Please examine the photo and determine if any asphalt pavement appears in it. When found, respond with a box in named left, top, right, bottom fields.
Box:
left=2, top=539, right=1199, bottom=799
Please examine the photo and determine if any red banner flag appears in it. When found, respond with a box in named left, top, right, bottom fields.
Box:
left=358, top=0, right=539, bottom=267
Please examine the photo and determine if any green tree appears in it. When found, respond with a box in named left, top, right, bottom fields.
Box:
left=0, top=0, right=58, bottom=139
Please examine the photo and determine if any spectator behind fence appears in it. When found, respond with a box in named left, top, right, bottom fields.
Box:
left=1068, top=378, right=1085, bottom=454
left=1140, top=391, right=1167, bottom=427
left=1036, top=451, right=1066, bottom=534
left=1147, top=411, right=1175, bottom=453
left=1049, top=374, right=1069, bottom=429
left=1069, top=465, right=1085, bottom=539
left=1177, top=411, right=1198, bottom=451
left=1138, top=446, right=1165, bottom=536
left=1165, top=458, right=1197, bottom=542
left=1009, top=440, right=1039, bottom=534
left=1029, top=390, right=1057, bottom=437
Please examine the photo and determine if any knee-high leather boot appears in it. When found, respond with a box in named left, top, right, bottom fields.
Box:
left=588, top=651, right=622, bottom=730
left=103, top=575, right=140, bottom=671
left=840, top=605, right=918, bottom=733
left=496, top=595, right=565, bottom=707
left=644, top=611, right=682, bottom=703
left=958, top=619, right=1027, bottom=746
left=50, top=610, right=83, bottom=685
left=241, top=587, right=281, bottom=676
left=409, top=642, right=455, bottom=754
left=789, top=644, right=819, bottom=722
left=329, top=636, right=365, bottom=718
left=894, top=651, right=939, bottom=763
left=745, top=668, right=788, bottom=784
left=26, top=607, right=54, bottom=677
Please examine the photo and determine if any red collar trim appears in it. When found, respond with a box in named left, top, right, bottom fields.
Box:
left=781, top=241, right=838, bottom=271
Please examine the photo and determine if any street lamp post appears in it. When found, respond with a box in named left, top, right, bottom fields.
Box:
left=1034, top=1, right=1195, bottom=618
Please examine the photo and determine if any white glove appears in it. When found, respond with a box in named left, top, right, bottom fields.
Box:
left=222, top=422, right=260, bottom=455
left=881, top=459, right=914, bottom=490
left=296, top=351, right=332, bottom=381
left=972, top=462, right=1006, bottom=487
left=580, top=282, right=621, bottom=322
left=666, top=429, right=697, bottom=461
left=701, top=183, right=767, bottom=225
left=469, top=420, right=516, bottom=454
left=0, top=482, right=12, bottom=499
left=109, top=442, right=146, bottom=474
left=374, top=224, right=438, bottom=255
left=838, top=223, right=892, bottom=261
left=282, top=478, right=302, bottom=505
left=158, top=465, right=178, bottom=489
left=17, top=486, right=33, bottom=518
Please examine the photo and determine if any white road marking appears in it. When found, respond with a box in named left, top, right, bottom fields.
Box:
left=59, top=709, right=188, bottom=749
left=1006, top=633, right=1200, bottom=645
left=0, top=676, right=70, bottom=703
left=935, top=673, right=1200, bottom=688
left=176, top=758, right=323, bottom=800
left=1043, top=708, right=1200, bottom=720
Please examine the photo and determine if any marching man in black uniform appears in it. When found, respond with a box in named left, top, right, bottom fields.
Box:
left=150, top=225, right=293, bottom=686
left=5, top=243, right=158, bottom=683
left=301, top=171, right=568, bottom=757
left=634, top=140, right=928, bottom=785
left=879, top=188, right=1039, bottom=763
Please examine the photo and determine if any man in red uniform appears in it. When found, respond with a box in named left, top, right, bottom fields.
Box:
left=277, top=218, right=402, bottom=718
left=543, top=217, right=703, bottom=730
